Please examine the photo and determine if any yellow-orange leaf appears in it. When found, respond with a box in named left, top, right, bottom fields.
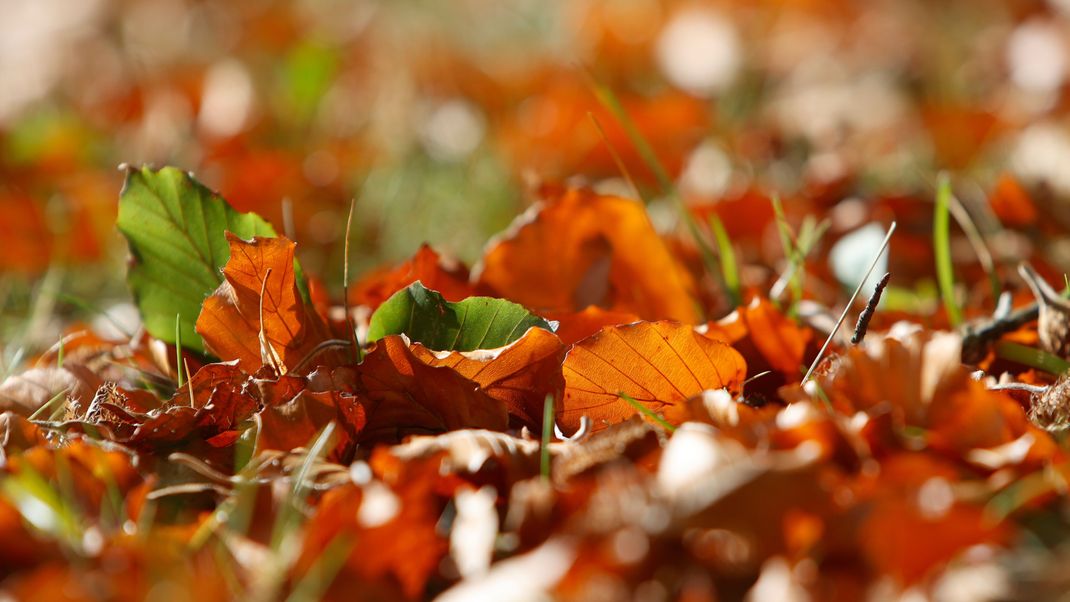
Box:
left=195, top=233, right=337, bottom=373
left=560, top=321, right=746, bottom=433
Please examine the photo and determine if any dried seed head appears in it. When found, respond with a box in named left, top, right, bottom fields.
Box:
left=1019, top=263, right=1070, bottom=358
left=1030, top=375, right=1070, bottom=431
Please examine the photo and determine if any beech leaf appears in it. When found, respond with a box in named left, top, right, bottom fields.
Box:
left=117, top=165, right=278, bottom=353
left=366, top=281, right=554, bottom=352
left=560, top=321, right=746, bottom=434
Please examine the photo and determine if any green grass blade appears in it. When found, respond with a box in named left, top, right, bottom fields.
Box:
left=588, top=79, right=674, bottom=196
left=175, top=313, right=184, bottom=388
left=708, top=213, right=741, bottom=308
left=934, top=174, right=963, bottom=327
left=618, top=391, right=676, bottom=432
left=995, top=341, right=1070, bottom=374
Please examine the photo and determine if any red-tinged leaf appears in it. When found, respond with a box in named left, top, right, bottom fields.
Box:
left=410, top=326, right=566, bottom=430
left=355, top=336, right=508, bottom=444
left=257, top=390, right=365, bottom=462
left=477, top=186, right=700, bottom=322
left=349, top=244, right=475, bottom=310
left=195, top=234, right=341, bottom=373
left=172, top=362, right=246, bottom=410
left=561, top=321, right=747, bottom=433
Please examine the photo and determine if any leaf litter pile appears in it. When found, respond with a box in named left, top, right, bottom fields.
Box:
left=4, top=160, right=1070, bottom=602
left=9, top=5, right=1070, bottom=601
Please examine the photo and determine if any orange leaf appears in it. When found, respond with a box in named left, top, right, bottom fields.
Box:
left=196, top=234, right=339, bottom=373
left=561, top=321, right=746, bottom=433
left=356, top=336, right=509, bottom=443
left=703, top=297, right=815, bottom=397
left=349, top=244, right=474, bottom=310
left=988, top=173, right=1037, bottom=228
left=410, top=327, right=566, bottom=430
left=477, top=186, right=700, bottom=322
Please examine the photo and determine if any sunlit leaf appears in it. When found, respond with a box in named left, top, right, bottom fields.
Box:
left=366, top=282, right=553, bottom=352
left=117, top=166, right=278, bottom=353
left=560, top=321, right=746, bottom=433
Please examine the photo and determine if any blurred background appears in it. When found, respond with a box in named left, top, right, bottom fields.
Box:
left=2, top=0, right=1070, bottom=353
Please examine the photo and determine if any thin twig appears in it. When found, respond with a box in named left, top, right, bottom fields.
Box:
left=802, top=222, right=896, bottom=383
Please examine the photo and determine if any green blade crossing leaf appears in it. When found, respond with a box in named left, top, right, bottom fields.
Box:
left=367, top=281, right=555, bottom=351
left=117, top=165, right=278, bottom=353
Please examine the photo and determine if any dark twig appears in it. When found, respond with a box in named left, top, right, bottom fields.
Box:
left=851, top=272, right=891, bottom=345
left=960, top=303, right=1040, bottom=365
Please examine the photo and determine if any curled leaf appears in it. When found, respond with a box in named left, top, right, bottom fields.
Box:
left=196, top=234, right=340, bottom=373
left=355, top=336, right=508, bottom=443
left=410, top=326, right=566, bottom=430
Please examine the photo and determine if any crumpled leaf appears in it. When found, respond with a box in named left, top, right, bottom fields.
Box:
left=355, top=336, right=509, bottom=443
left=117, top=165, right=278, bottom=353
left=793, top=326, right=1055, bottom=467
left=560, top=321, right=747, bottom=434
left=196, top=234, right=340, bottom=373
left=476, top=186, right=700, bottom=322
left=410, top=326, right=566, bottom=430
left=257, top=389, right=365, bottom=463
left=367, top=282, right=554, bottom=352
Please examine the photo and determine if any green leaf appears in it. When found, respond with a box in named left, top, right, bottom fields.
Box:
left=367, top=281, right=554, bottom=351
left=117, top=165, right=277, bottom=353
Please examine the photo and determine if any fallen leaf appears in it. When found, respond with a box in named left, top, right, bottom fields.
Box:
left=367, top=282, right=554, bottom=352
left=349, top=244, right=474, bottom=310
left=545, top=306, right=640, bottom=346
left=410, top=326, right=566, bottom=430
left=355, top=336, right=509, bottom=443
left=257, top=389, right=365, bottom=463
left=476, top=186, right=700, bottom=322
left=560, top=321, right=746, bottom=433
left=988, top=173, right=1037, bottom=228
left=196, top=234, right=340, bottom=373
left=117, top=166, right=278, bottom=353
